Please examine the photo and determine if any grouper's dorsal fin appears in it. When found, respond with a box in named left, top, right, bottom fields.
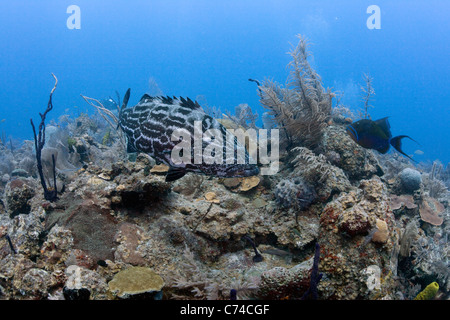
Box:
left=139, top=94, right=153, bottom=102
left=179, top=97, right=202, bottom=110
left=159, top=96, right=174, bottom=105
left=374, top=117, right=392, bottom=139
left=156, top=95, right=202, bottom=111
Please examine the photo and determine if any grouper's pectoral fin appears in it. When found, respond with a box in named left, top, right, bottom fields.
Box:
left=165, top=166, right=187, bottom=182
left=126, top=139, right=137, bottom=153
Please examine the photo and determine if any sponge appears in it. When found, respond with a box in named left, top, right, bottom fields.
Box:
left=414, top=282, right=439, bottom=300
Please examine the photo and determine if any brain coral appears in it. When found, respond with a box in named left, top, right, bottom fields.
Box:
left=399, top=168, right=422, bottom=193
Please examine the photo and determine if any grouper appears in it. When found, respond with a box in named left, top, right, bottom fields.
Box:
left=118, top=89, right=260, bottom=181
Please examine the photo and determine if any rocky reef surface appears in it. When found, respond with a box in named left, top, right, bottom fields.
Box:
left=0, top=113, right=448, bottom=300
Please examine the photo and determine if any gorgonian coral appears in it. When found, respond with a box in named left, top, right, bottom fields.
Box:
left=256, top=35, right=334, bottom=149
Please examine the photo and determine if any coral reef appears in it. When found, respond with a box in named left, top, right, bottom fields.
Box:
left=64, top=265, right=108, bottom=299
left=221, top=176, right=261, bottom=193
left=359, top=73, right=375, bottom=119
left=318, top=176, right=399, bottom=299
left=371, top=219, right=389, bottom=244
left=290, top=146, right=351, bottom=201
left=4, top=179, right=36, bottom=217
left=0, top=35, right=448, bottom=302
left=256, top=265, right=310, bottom=299
left=389, top=194, right=417, bottom=212
left=0, top=119, right=447, bottom=301
left=321, top=125, right=383, bottom=181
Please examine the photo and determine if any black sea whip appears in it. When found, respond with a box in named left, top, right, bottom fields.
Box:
left=30, top=73, right=58, bottom=202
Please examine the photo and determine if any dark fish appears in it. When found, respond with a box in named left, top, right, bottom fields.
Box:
left=97, top=260, right=107, bottom=267
left=261, top=247, right=292, bottom=257
left=242, top=235, right=263, bottom=263
left=346, top=117, right=417, bottom=162
left=118, top=89, right=260, bottom=182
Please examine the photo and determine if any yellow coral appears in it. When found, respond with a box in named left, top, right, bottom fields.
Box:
left=108, top=266, right=164, bottom=298
left=414, top=282, right=439, bottom=300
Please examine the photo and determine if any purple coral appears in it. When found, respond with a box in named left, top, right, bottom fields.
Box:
left=302, top=243, right=322, bottom=300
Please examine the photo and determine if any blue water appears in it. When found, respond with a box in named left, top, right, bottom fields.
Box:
left=0, top=0, right=448, bottom=164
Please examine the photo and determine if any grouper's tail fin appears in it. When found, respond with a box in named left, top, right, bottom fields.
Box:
left=390, top=135, right=419, bottom=163
left=117, top=88, right=131, bottom=130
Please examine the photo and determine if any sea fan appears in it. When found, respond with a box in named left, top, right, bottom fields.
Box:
left=225, top=103, right=258, bottom=129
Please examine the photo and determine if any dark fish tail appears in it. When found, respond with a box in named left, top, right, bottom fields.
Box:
left=390, top=135, right=418, bottom=162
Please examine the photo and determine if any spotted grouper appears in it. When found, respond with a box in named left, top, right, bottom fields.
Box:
left=118, top=89, right=260, bottom=181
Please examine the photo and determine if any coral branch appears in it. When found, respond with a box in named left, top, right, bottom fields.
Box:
left=361, top=73, right=375, bottom=119
left=80, top=94, right=126, bottom=149
left=30, top=73, right=58, bottom=201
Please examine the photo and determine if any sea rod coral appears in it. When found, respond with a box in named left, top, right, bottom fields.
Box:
left=30, top=74, right=58, bottom=202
